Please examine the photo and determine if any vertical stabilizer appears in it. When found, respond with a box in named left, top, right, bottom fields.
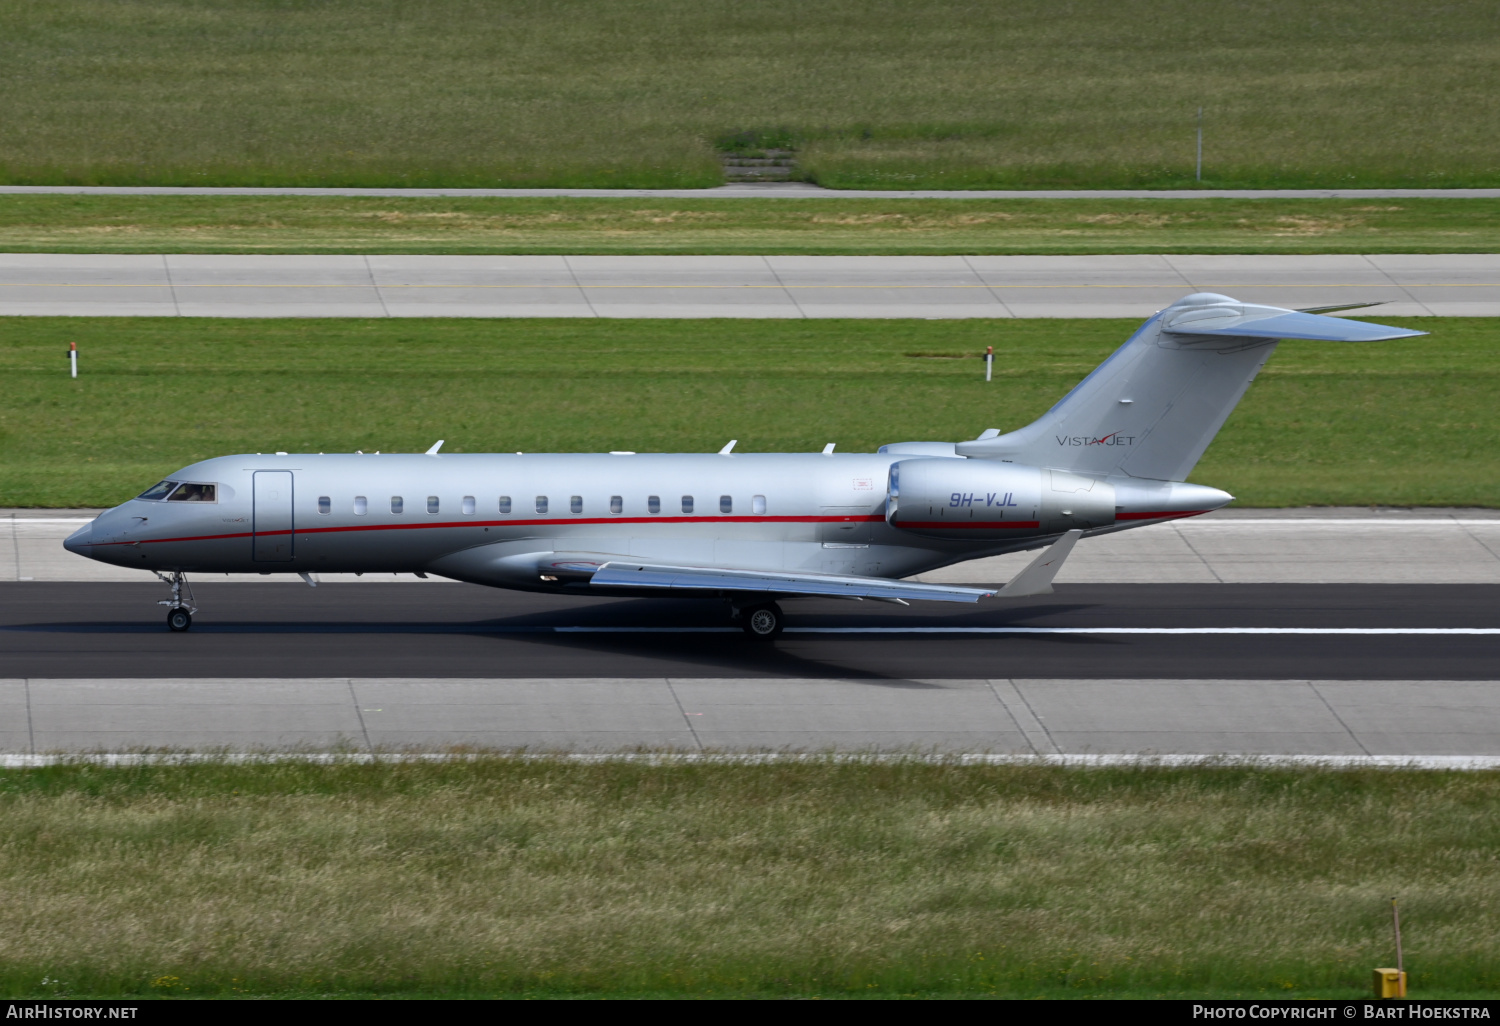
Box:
left=955, top=293, right=1423, bottom=482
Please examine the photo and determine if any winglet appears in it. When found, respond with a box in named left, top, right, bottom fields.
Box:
left=996, top=530, right=1083, bottom=598
left=1162, top=297, right=1424, bottom=342
left=425, top=440, right=444, bottom=455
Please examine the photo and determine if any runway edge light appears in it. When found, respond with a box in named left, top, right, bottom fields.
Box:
left=1374, top=968, right=1407, bottom=999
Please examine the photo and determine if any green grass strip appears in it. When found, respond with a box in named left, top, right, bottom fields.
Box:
left=1, top=316, right=1495, bottom=508
left=3, top=0, right=1500, bottom=189
left=3, top=196, right=1499, bottom=254
left=2, top=758, right=1499, bottom=998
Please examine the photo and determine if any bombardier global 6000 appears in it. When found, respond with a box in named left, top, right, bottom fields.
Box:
left=64, top=293, right=1422, bottom=636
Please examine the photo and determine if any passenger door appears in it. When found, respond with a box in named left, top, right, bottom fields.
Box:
left=253, top=471, right=294, bottom=561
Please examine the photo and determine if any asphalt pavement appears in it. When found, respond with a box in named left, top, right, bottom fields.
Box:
left=3, top=581, right=1497, bottom=755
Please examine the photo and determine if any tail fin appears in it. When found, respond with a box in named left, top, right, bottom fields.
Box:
left=955, top=293, right=1424, bottom=482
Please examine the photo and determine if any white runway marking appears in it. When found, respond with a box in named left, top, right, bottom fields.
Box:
left=564, top=626, right=1500, bottom=635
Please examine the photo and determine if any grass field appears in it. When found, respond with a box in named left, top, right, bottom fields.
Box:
left=5, top=196, right=1500, bottom=255
left=1, top=317, right=1495, bottom=509
left=2, top=759, right=1497, bottom=999
left=3, top=0, right=1498, bottom=190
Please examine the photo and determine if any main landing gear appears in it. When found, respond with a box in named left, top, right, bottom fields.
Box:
left=737, top=600, right=785, bottom=640
left=156, top=571, right=198, bottom=632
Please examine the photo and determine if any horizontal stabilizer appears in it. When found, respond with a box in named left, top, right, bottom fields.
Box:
left=996, top=530, right=1082, bottom=598
left=590, top=562, right=995, bottom=604
left=1164, top=299, right=1424, bottom=342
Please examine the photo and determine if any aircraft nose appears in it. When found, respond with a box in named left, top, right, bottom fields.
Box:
left=63, top=521, right=94, bottom=556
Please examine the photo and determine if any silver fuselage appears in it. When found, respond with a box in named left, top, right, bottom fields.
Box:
left=66, top=450, right=1228, bottom=596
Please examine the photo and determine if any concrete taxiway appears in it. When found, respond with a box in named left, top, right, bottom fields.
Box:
left=2, top=253, right=1495, bottom=318
left=8, top=508, right=1498, bottom=586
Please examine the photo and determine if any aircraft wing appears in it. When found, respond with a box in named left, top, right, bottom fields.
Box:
left=589, top=562, right=995, bottom=603
left=588, top=530, right=1085, bottom=604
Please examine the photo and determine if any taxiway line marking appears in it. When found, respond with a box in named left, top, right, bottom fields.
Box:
left=2, top=282, right=1496, bottom=290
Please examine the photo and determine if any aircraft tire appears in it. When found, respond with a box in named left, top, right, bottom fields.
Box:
left=742, top=602, right=783, bottom=639
left=166, top=609, right=192, bottom=632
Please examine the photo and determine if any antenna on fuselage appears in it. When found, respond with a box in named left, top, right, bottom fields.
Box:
left=822, top=443, right=836, bottom=455
left=425, top=440, right=444, bottom=455
left=718, top=440, right=737, bottom=454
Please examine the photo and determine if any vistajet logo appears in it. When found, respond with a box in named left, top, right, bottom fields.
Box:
left=1056, top=432, right=1135, bottom=447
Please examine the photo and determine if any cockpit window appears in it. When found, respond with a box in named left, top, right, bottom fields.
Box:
left=167, top=483, right=217, bottom=503
left=138, top=480, right=177, bottom=501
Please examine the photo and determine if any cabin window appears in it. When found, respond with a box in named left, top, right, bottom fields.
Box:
left=569, top=495, right=582, bottom=514
left=354, top=496, right=368, bottom=516
left=610, top=495, right=623, bottom=514
left=427, top=495, right=440, bottom=515
left=317, top=496, right=331, bottom=515
left=720, top=495, right=732, bottom=514
left=752, top=494, right=767, bottom=515
left=647, top=495, right=661, bottom=515
left=391, top=496, right=403, bottom=515
left=535, top=496, right=548, bottom=514
left=462, top=496, right=476, bottom=515
left=499, top=496, right=512, bottom=514
left=167, top=483, right=216, bottom=502
left=681, top=495, right=694, bottom=515
left=137, top=480, right=176, bottom=501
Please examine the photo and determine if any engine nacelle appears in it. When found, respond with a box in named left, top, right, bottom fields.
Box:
left=887, top=459, right=1115, bottom=539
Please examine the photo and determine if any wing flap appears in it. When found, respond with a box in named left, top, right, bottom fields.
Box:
left=590, top=562, right=995, bottom=604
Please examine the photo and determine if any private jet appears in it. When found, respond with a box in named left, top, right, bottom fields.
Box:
left=64, top=293, right=1422, bottom=636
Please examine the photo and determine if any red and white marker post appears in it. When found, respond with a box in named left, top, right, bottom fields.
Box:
left=984, top=344, right=993, bottom=382
left=69, top=341, right=78, bottom=379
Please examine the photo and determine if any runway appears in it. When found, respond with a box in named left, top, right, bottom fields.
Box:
left=10, top=507, right=1496, bottom=755
left=3, top=581, right=1497, bottom=755
left=2, top=253, right=1495, bottom=318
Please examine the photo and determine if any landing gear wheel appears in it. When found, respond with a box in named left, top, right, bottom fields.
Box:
left=155, top=571, right=199, bottom=632
left=742, top=602, right=784, bottom=639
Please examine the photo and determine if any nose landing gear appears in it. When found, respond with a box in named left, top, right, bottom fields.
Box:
left=155, top=571, right=198, bottom=632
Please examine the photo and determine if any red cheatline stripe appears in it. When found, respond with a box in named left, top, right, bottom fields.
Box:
left=894, top=511, right=1213, bottom=529
left=88, top=513, right=887, bottom=547
left=894, top=520, right=1042, bottom=530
